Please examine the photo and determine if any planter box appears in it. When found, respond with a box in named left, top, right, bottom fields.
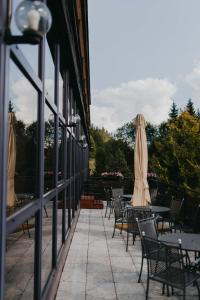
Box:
left=80, top=195, right=103, bottom=209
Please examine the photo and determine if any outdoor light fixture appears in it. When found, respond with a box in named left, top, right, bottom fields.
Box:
left=79, top=135, right=85, bottom=144
left=83, top=143, right=88, bottom=149
left=68, top=114, right=80, bottom=127
left=6, top=0, right=52, bottom=45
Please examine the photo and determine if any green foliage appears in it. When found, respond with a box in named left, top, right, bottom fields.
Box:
left=115, top=120, right=158, bottom=146
left=150, top=111, right=200, bottom=192
left=91, top=99, right=200, bottom=194
left=186, top=98, right=196, bottom=116
left=169, top=101, right=179, bottom=119
left=90, top=125, right=133, bottom=176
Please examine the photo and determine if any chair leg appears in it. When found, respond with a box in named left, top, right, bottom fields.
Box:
left=26, top=220, right=31, bottom=238
left=112, top=222, right=116, bottom=238
left=132, top=234, right=135, bottom=245
left=120, top=221, right=123, bottom=234
left=108, top=205, right=112, bottom=219
left=195, top=280, right=200, bottom=298
left=138, top=254, right=144, bottom=283
left=162, top=284, right=165, bottom=295
left=105, top=204, right=108, bottom=217
left=183, top=287, right=186, bottom=300
left=126, top=232, right=129, bottom=252
left=167, top=284, right=169, bottom=297
left=44, top=205, right=48, bottom=217
left=145, top=264, right=150, bottom=300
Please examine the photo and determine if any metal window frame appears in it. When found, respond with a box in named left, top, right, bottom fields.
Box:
left=0, top=7, right=89, bottom=300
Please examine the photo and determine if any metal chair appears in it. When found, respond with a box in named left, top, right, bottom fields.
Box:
left=156, top=198, right=184, bottom=232
left=104, top=187, right=113, bottom=218
left=111, top=187, right=124, bottom=200
left=112, top=198, right=126, bottom=238
left=182, top=204, right=200, bottom=234
left=124, top=206, right=152, bottom=251
left=142, top=235, right=200, bottom=300
left=136, top=216, right=158, bottom=282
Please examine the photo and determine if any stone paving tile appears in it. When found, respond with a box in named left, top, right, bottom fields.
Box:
left=86, top=282, right=116, bottom=299
left=56, top=208, right=200, bottom=300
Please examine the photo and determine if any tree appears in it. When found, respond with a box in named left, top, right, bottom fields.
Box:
left=150, top=111, right=200, bottom=192
left=186, top=99, right=196, bottom=116
left=115, top=120, right=157, bottom=147
left=169, top=101, right=178, bottom=119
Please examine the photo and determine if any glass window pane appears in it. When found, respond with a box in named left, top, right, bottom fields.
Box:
left=5, top=217, right=35, bottom=300
left=59, top=74, right=63, bottom=115
left=42, top=201, right=53, bottom=289
left=45, top=41, right=55, bottom=102
left=58, top=124, right=64, bottom=182
left=44, top=105, right=55, bottom=193
left=66, top=132, right=71, bottom=179
left=57, top=191, right=64, bottom=254
left=8, top=60, right=38, bottom=216
left=66, top=186, right=71, bottom=231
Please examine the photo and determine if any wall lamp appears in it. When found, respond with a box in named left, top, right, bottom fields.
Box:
left=68, top=114, right=80, bottom=127
left=79, top=135, right=86, bottom=145
left=5, top=0, right=52, bottom=45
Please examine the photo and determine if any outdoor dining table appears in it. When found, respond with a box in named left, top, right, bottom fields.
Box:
left=150, top=205, right=170, bottom=215
left=121, top=194, right=132, bottom=201
left=159, top=232, right=200, bottom=252
left=125, top=203, right=170, bottom=215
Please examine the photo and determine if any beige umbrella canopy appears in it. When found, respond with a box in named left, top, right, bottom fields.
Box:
left=7, top=112, right=17, bottom=207
left=130, top=114, right=150, bottom=206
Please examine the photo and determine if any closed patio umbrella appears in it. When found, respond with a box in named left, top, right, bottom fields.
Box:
left=7, top=112, right=17, bottom=207
left=131, top=114, right=150, bottom=206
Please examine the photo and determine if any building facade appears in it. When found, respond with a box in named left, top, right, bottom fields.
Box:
left=0, top=0, right=90, bottom=299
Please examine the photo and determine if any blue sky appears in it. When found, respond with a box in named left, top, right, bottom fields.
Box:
left=88, top=0, right=200, bottom=132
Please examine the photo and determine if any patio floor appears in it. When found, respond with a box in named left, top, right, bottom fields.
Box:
left=56, top=208, right=199, bottom=300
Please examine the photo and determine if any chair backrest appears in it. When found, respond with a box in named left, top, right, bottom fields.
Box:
left=149, top=188, right=158, bottom=204
left=104, top=187, right=112, bottom=201
left=112, top=188, right=124, bottom=199
left=142, top=235, right=183, bottom=283
left=137, top=217, right=158, bottom=239
left=192, top=204, right=200, bottom=233
left=170, top=198, right=184, bottom=219
left=125, top=207, right=152, bottom=234
left=113, top=198, right=123, bottom=220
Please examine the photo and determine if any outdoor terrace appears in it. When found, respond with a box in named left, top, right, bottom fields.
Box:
left=56, top=208, right=199, bottom=300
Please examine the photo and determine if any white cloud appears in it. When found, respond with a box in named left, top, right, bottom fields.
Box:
left=91, top=78, right=177, bottom=132
left=185, top=63, right=200, bottom=103
left=11, top=79, right=56, bottom=124
left=12, top=79, right=37, bottom=124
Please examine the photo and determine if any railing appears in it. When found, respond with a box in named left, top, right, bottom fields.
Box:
left=82, top=176, right=200, bottom=225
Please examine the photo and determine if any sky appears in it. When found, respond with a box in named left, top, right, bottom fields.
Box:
left=88, top=0, right=200, bottom=132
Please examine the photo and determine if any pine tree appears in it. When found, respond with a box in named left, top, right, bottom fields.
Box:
left=186, top=98, right=195, bottom=116
left=196, top=109, right=200, bottom=119
left=169, top=101, right=178, bottom=119
left=8, top=100, right=14, bottom=112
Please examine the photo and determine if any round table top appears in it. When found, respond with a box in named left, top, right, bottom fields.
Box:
left=121, top=194, right=132, bottom=200
left=150, top=205, right=170, bottom=214
left=159, top=232, right=200, bottom=252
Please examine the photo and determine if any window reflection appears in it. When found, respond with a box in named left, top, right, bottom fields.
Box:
left=42, top=201, right=52, bottom=289
left=5, top=217, right=35, bottom=300
left=44, top=105, right=55, bottom=193
left=58, top=124, right=64, bottom=182
left=57, top=191, right=64, bottom=254
left=66, top=186, right=70, bottom=231
left=45, top=40, right=55, bottom=102
left=8, top=60, right=38, bottom=216
left=59, top=73, right=63, bottom=115
left=66, top=132, right=71, bottom=179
